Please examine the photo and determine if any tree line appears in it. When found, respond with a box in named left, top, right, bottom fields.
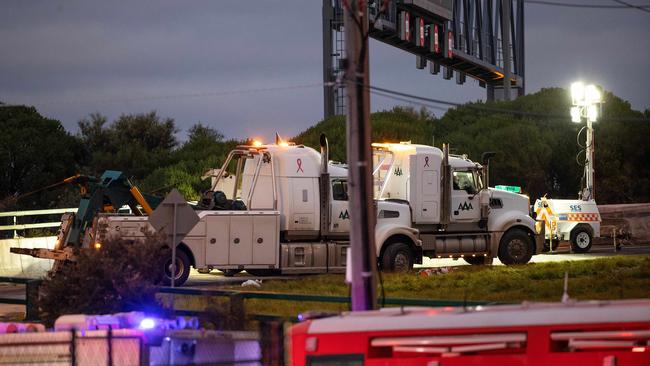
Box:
left=0, top=87, right=648, bottom=215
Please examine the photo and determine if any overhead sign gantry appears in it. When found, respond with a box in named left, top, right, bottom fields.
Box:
left=322, top=0, right=525, bottom=118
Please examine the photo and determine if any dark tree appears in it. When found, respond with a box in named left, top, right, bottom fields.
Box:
left=0, top=105, right=84, bottom=210
left=78, top=111, right=178, bottom=179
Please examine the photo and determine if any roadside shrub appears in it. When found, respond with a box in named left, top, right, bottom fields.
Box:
left=38, top=235, right=169, bottom=326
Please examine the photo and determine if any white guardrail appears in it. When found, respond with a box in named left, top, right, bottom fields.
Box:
left=0, top=208, right=76, bottom=277
left=0, top=208, right=77, bottom=238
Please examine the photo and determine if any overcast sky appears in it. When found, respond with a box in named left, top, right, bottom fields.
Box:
left=1, top=1, right=648, bottom=141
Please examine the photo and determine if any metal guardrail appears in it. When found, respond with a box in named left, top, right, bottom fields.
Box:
left=159, top=286, right=490, bottom=307
left=158, top=287, right=493, bottom=323
left=0, top=208, right=77, bottom=237
left=0, top=277, right=42, bottom=320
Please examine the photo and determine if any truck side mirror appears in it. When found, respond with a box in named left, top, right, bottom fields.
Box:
left=481, top=151, right=497, bottom=166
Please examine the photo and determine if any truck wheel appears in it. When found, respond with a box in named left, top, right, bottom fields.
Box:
left=220, top=269, right=242, bottom=277
left=498, top=229, right=534, bottom=265
left=571, top=225, right=593, bottom=253
left=381, top=242, right=414, bottom=272
left=463, top=256, right=493, bottom=265
left=161, top=250, right=191, bottom=286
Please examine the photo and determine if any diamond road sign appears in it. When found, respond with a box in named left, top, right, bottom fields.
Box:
left=148, top=189, right=199, bottom=247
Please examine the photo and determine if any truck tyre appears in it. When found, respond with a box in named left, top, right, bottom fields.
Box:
left=161, top=250, right=191, bottom=286
left=498, top=229, right=534, bottom=265
left=463, top=256, right=493, bottom=265
left=220, top=269, right=242, bottom=277
left=571, top=225, right=593, bottom=253
left=381, top=242, right=414, bottom=272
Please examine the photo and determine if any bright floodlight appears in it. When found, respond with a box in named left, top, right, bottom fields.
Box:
left=571, top=107, right=582, bottom=123
left=585, top=84, right=601, bottom=104
left=139, top=318, right=156, bottom=330
left=571, top=82, right=585, bottom=105
left=587, top=105, right=598, bottom=122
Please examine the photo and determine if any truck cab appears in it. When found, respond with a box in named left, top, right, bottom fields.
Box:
left=373, top=142, right=544, bottom=265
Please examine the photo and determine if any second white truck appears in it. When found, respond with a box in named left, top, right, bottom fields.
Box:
left=373, top=142, right=544, bottom=266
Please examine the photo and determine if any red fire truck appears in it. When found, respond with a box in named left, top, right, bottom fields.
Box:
left=289, top=299, right=650, bottom=366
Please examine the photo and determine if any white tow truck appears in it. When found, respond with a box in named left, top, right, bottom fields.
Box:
left=95, top=135, right=420, bottom=285
left=94, top=136, right=543, bottom=285
left=372, top=142, right=544, bottom=265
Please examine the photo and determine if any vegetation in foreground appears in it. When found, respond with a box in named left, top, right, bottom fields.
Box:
left=38, top=236, right=168, bottom=326
left=169, top=256, right=650, bottom=319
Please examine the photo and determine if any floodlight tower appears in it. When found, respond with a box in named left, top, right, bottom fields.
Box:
left=570, top=82, right=603, bottom=201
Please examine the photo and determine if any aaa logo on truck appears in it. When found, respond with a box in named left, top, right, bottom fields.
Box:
left=458, top=202, right=473, bottom=211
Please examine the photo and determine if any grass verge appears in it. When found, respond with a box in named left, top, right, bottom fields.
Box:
left=166, top=255, right=650, bottom=320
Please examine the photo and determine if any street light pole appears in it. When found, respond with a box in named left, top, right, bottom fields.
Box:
left=585, top=118, right=594, bottom=201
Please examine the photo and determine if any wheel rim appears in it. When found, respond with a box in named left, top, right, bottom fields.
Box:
left=507, top=238, right=527, bottom=262
left=393, top=252, right=409, bottom=271
left=165, top=258, right=185, bottom=280
left=576, top=232, right=591, bottom=248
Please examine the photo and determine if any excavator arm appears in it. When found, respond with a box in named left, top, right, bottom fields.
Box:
left=10, top=170, right=161, bottom=260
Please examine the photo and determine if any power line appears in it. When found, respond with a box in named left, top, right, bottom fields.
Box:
left=365, top=83, right=650, bottom=123
left=0, top=82, right=327, bottom=108
left=367, top=84, right=566, bottom=119
left=525, top=0, right=650, bottom=9
left=370, top=90, right=449, bottom=112
left=612, top=0, right=650, bottom=13
left=2, top=80, right=647, bottom=123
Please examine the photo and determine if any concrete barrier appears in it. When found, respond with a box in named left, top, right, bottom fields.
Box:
left=0, top=237, right=55, bottom=278
left=598, top=203, right=650, bottom=245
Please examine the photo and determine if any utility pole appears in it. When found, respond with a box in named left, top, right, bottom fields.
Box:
left=501, top=0, right=512, bottom=101
left=322, top=0, right=335, bottom=119
left=344, top=0, right=377, bottom=311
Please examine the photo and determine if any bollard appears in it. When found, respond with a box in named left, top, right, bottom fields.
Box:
left=107, top=325, right=113, bottom=366
left=70, top=328, right=77, bottom=366
left=25, top=279, right=42, bottom=321
left=260, top=320, right=285, bottom=366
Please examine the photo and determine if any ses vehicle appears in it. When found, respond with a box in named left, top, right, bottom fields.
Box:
left=534, top=197, right=601, bottom=253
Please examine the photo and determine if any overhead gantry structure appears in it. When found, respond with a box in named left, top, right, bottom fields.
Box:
left=322, top=0, right=525, bottom=118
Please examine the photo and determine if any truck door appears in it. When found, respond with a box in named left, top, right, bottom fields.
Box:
left=330, top=178, right=350, bottom=234
left=451, top=170, right=481, bottom=222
